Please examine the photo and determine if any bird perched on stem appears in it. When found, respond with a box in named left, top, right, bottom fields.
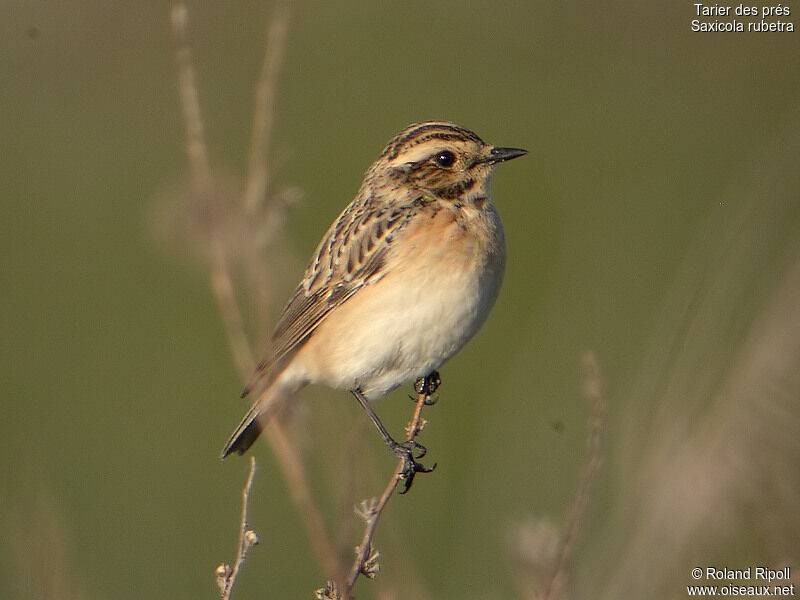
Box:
left=222, top=121, right=526, bottom=487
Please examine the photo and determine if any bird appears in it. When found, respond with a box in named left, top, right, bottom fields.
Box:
left=221, top=121, right=526, bottom=487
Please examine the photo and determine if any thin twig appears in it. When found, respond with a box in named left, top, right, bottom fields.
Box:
left=170, top=3, right=212, bottom=190
left=543, top=351, right=607, bottom=600
left=241, top=0, right=293, bottom=341
left=343, top=388, right=433, bottom=598
left=268, top=417, right=348, bottom=583
left=217, top=457, right=259, bottom=600
left=210, top=259, right=255, bottom=381
left=210, top=254, right=344, bottom=582
left=243, top=0, right=291, bottom=215
left=169, top=1, right=346, bottom=588
left=211, top=254, right=345, bottom=583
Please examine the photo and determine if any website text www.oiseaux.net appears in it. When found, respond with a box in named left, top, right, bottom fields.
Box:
left=687, top=567, right=795, bottom=597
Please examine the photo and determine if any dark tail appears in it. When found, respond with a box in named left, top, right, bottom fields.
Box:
left=220, top=379, right=287, bottom=459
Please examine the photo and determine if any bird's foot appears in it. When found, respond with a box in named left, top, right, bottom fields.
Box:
left=389, top=439, right=437, bottom=494
left=413, top=371, right=441, bottom=405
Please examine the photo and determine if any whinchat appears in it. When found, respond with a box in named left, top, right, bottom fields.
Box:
left=222, top=121, right=526, bottom=484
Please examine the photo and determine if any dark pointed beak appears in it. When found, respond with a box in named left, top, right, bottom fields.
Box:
left=484, top=146, right=528, bottom=164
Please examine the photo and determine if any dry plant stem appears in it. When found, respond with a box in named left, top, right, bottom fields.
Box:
left=543, top=351, right=607, bottom=600
left=169, top=1, right=346, bottom=587
left=343, top=388, right=431, bottom=597
left=220, top=457, right=258, bottom=600
left=242, top=0, right=291, bottom=336
left=267, top=418, right=347, bottom=583
left=211, top=252, right=344, bottom=583
left=212, top=258, right=345, bottom=583
left=170, top=3, right=212, bottom=190
left=243, top=0, right=291, bottom=215
left=211, top=259, right=256, bottom=381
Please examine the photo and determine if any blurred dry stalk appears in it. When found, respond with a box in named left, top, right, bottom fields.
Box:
left=544, top=351, right=606, bottom=600
left=601, top=249, right=800, bottom=599
left=509, top=351, right=607, bottom=600
left=590, top=134, right=800, bottom=599
left=167, top=0, right=347, bottom=588
left=217, top=457, right=259, bottom=600
left=6, top=493, right=88, bottom=600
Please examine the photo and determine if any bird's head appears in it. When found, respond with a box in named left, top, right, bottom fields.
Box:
left=369, top=121, right=527, bottom=203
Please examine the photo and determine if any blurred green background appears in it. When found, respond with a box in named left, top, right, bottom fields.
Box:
left=2, top=1, right=799, bottom=598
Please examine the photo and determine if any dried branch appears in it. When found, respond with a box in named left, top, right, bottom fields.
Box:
left=243, top=0, right=291, bottom=216
left=217, top=457, right=260, bottom=600
left=342, top=386, right=435, bottom=599
left=170, top=3, right=212, bottom=191
left=212, top=269, right=346, bottom=583
left=210, top=258, right=255, bottom=381
left=209, top=255, right=344, bottom=583
left=240, top=0, right=295, bottom=338
left=543, top=350, right=607, bottom=600
left=268, top=415, right=348, bottom=582
left=168, top=1, right=347, bottom=589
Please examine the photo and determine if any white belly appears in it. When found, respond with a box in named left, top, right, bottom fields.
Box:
left=294, top=205, right=505, bottom=399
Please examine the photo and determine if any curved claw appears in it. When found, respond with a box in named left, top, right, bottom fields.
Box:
left=398, top=459, right=437, bottom=494
left=390, top=441, right=436, bottom=494
left=408, top=392, right=438, bottom=405
left=423, top=394, right=439, bottom=406
left=412, top=441, right=427, bottom=459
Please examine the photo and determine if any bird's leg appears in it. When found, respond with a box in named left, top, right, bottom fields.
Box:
left=413, top=370, right=441, bottom=405
left=351, top=388, right=435, bottom=493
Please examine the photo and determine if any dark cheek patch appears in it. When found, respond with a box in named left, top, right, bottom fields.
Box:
left=434, top=178, right=476, bottom=200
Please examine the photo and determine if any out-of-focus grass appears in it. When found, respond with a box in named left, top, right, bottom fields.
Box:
left=1, top=1, right=798, bottom=598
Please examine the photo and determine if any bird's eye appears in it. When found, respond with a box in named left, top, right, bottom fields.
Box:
left=434, top=150, right=456, bottom=167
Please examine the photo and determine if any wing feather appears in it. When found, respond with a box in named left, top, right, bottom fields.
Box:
left=241, top=192, right=420, bottom=397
